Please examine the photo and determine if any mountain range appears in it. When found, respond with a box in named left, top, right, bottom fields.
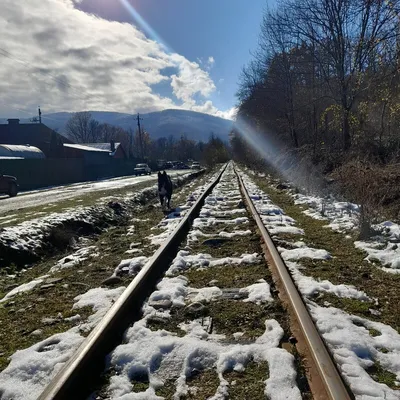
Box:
left=1, top=109, right=234, bottom=143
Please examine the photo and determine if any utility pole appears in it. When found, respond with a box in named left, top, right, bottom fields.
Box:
left=30, top=106, right=42, bottom=124
left=136, top=113, right=144, bottom=160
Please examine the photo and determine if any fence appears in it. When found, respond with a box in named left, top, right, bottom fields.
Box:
left=0, top=158, right=140, bottom=190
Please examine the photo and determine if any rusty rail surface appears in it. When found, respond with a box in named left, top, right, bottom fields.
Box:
left=38, top=164, right=227, bottom=400
left=234, top=167, right=352, bottom=400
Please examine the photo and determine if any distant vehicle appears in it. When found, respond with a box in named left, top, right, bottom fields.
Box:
left=191, top=162, right=201, bottom=170
left=164, top=161, right=174, bottom=169
left=134, top=163, right=151, bottom=176
left=173, top=162, right=190, bottom=169
left=157, top=159, right=166, bottom=168
left=0, top=175, right=18, bottom=197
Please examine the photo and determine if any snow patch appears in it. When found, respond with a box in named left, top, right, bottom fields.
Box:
left=50, top=246, right=98, bottom=273
left=240, top=279, right=273, bottom=304
left=0, top=275, right=49, bottom=302
left=280, top=247, right=331, bottom=261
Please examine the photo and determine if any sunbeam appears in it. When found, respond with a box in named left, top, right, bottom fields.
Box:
left=118, top=0, right=171, bottom=53
left=234, top=116, right=324, bottom=192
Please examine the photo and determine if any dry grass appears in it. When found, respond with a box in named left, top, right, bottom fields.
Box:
left=332, top=160, right=400, bottom=235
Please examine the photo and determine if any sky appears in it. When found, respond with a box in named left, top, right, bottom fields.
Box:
left=0, top=0, right=269, bottom=120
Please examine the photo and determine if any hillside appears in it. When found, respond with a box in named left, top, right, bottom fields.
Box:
left=1, top=109, right=233, bottom=143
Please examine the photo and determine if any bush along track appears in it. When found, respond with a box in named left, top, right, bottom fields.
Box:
left=239, top=167, right=400, bottom=399
left=93, top=163, right=311, bottom=400
left=0, top=170, right=219, bottom=397
left=0, top=171, right=204, bottom=269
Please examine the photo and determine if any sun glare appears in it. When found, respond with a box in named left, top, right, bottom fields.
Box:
left=118, top=0, right=170, bottom=52
left=234, top=116, right=317, bottom=188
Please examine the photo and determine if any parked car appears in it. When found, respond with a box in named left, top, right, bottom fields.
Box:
left=190, top=162, right=201, bottom=170
left=173, top=162, right=190, bottom=170
left=164, top=161, right=174, bottom=169
left=0, top=175, right=18, bottom=197
left=134, top=163, right=151, bottom=176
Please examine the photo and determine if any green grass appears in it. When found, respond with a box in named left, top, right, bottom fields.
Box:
left=147, top=297, right=290, bottom=343
left=189, top=232, right=260, bottom=259
left=199, top=223, right=249, bottom=235
left=367, top=362, right=399, bottom=390
left=185, top=263, right=269, bottom=289
left=316, top=294, right=372, bottom=318
left=156, top=369, right=220, bottom=399
left=369, top=328, right=381, bottom=337
left=224, top=360, right=269, bottom=400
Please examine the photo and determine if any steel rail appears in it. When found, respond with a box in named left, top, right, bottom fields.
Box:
left=235, top=167, right=352, bottom=400
left=38, top=164, right=227, bottom=400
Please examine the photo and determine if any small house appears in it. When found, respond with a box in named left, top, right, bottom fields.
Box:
left=0, top=119, right=72, bottom=158
left=84, top=141, right=127, bottom=158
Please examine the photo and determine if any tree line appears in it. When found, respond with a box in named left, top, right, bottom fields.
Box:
left=233, top=0, right=400, bottom=167
left=65, top=111, right=229, bottom=166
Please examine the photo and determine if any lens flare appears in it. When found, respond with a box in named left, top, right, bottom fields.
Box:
left=235, top=116, right=279, bottom=167
left=118, top=0, right=170, bottom=53
left=234, top=116, right=323, bottom=191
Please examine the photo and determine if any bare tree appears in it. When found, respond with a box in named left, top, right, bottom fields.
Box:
left=132, top=129, right=152, bottom=159
left=65, top=112, right=100, bottom=143
left=282, top=0, right=400, bottom=149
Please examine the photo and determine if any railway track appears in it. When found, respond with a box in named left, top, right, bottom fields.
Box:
left=37, top=163, right=352, bottom=400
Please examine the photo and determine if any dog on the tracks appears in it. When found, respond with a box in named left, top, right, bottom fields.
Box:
left=158, top=170, right=173, bottom=209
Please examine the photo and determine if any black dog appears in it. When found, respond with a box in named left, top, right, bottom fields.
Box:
left=158, top=171, right=173, bottom=209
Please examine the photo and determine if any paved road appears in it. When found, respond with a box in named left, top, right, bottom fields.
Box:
left=0, top=170, right=192, bottom=214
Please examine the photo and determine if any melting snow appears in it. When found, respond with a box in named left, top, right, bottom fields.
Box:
left=0, top=286, right=125, bottom=400
left=239, top=279, right=273, bottom=304
left=107, top=318, right=300, bottom=400
left=0, top=275, right=49, bottom=303
left=166, top=250, right=260, bottom=276
left=310, top=304, right=400, bottom=400
left=279, top=247, right=331, bottom=261
left=293, top=193, right=359, bottom=233
left=50, top=246, right=98, bottom=273
left=114, top=256, right=149, bottom=277
left=286, top=261, right=370, bottom=301
left=355, top=240, right=400, bottom=273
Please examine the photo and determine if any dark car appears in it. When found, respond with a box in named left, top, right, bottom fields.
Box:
left=0, top=175, right=18, bottom=197
left=173, top=162, right=190, bottom=170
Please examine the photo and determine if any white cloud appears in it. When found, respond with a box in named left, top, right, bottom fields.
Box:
left=169, top=54, right=216, bottom=104
left=190, top=101, right=237, bottom=120
left=208, top=56, right=215, bottom=66
left=0, top=0, right=234, bottom=119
